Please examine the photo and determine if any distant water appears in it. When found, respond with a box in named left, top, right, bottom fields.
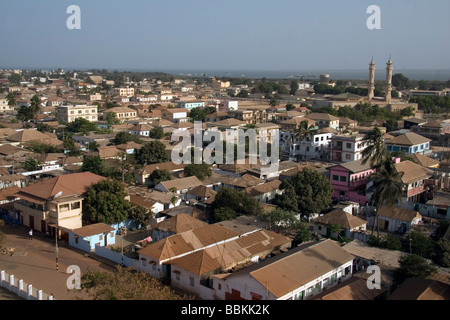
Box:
left=158, top=69, right=450, bottom=81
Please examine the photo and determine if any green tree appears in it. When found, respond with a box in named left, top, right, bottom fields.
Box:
left=112, top=131, right=142, bottom=145
left=6, top=92, right=16, bottom=109
left=273, top=185, right=299, bottom=212
left=368, top=157, right=404, bottom=238
left=401, top=230, right=433, bottom=257
left=259, top=208, right=299, bottom=233
left=285, top=103, right=296, bottom=111
left=392, top=73, right=410, bottom=90
left=289, top=81, right=298, bottom=95
left=29, top=94, right=42, bottom=117
left=393, top=254, right=437, bottom=284
left=149, top=126, right=164, bottom=139
left=66, top=117, right=98, bottom=135
left=295, top=221, right=312, bottom=245
left=82, top=155, right=108, bottom=176
left=211, top=187, right=262, bottom=217
left=129, top=205, right=153, bottom=229
left=135, top=140, right=169, bottom=165
left=213, top=207, right=237, bottom=222
left=7, top=74, right=22, bottom=86
left=106, top=112, right=121, bottom=125
left=431, top=239, right=450, bottom=267
left=83, top=179, right=131, bottom=224
left=184, top=162, right=212, bottom=181
left=361, top=127, right=390, bottom=168
left=189, top=107, right=207, bottom=122
left=284, top=168, right=333, bottom=216
left=23, top=157, right=40, bottom=171
left=148, top=169, right=172, bottom=186
left=291, top=120, right=318, bottom=161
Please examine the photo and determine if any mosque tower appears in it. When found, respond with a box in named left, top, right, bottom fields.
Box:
left=368, top=58, right=375, bottom=100
left=385, top=57, right=393, bottom=104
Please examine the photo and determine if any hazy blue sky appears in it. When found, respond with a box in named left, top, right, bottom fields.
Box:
left=1, top=0, right=449, bottom=72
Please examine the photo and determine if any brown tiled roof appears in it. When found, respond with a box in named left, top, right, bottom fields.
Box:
left=386, top=132, right=431, bottom=146
left=409, top=153, right=440, bottom=168
left=306, top=112, right=340, bottom=121
left=72, top=223, right=115, bottom=238
left=142, top=161, right=185, bottom=175
left=394, top=160, right=432, bottom=183
left=158, top=176, right=203, bottom=192
left=154, top=214, right=208, bottom=234
left=388, top=279, right=450, bottom=300
left=223, top=174, right=264, bottom=189
left=245, top=179, right=281, bottom=197
left=313, top=210, right=367, bottom=229
left=16, top=172, right=105, bottom=201
left=186, top=185, right=217, bottom=198
left=377, top=205, right=421, bottom=222
left=138, top=224, right=240, bottom=261
left=7, top=129, right=55, bottom=143
left=169, top=229, right=292, bottom=275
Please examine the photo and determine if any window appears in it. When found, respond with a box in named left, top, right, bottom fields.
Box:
left=345, top=154, right=351, bottom=160
left=218, top=284, right=222, bottom=290
left=190, top=277, right=195, bottom=287
left=346, top=143, right=352, bottom=149
left=333, top=175, right=339, bottom=181
left=340, top=176, right=347, bottom=182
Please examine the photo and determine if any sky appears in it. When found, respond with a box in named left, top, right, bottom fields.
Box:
left=0, top=0, right=449, bottom=74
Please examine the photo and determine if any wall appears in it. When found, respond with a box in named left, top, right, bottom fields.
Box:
left=0, top=270, right=52, bottom=300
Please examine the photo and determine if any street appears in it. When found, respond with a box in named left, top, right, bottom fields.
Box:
left=0, top=223, right=117, bottom=300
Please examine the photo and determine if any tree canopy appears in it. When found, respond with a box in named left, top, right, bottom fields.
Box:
left=135, top=140, right=169, bottom=165
left=282, top=168, right=333, bottom=216
left=83, top=179, right=131, bottom=224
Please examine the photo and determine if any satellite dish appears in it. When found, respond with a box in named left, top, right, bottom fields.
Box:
left=53, top=191, right=63, bottom=199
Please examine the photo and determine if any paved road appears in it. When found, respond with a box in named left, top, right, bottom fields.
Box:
left=0, top=223, right=117, bottom=300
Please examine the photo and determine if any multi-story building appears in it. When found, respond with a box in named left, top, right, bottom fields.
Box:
left=113, top=86, right=135, bottom=97
left=305, top=113, right=340, bottom=130
left=330, top=133, right=366, bottom=163
left=289, top=130, right=333, bottom=162
left=102, top=106, right=137, bottom=122
left=410, top=120, right=450, bottom=146
left=14, top=172, right=105, bottom=237
left=56, top=105, right=98, bottom=123
left=328, top=159, right=376, bottom=205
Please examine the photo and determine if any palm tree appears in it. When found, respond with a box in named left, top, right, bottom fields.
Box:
left=291, top=120, right=318, bottom=161
left=361, top=127, right=390, bottom=168
left=367, top=156, right=404, bottom=239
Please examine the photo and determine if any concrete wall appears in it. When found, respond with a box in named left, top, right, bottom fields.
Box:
left=0, top=270, right=53, bottom=300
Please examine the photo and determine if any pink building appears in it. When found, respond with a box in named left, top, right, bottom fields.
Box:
left=328, top=159, right=376, bottom=205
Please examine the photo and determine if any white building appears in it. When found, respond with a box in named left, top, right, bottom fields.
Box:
left=212, top=239, right=354, bottom=300
left=330, top=133, right=366, bottom=163
left=56, top=105, right=98, bottom=123
left=289, top=130, right=334, bottom=161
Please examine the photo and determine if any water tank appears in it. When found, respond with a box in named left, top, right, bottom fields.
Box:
left=320, top=74, right=330, bottom=83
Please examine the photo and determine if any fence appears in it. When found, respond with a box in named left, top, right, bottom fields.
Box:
left=0, top=270, right=53, bottom=300
left=94, top=245, right=138, bottom=268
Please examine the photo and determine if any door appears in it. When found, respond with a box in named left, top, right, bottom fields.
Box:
left=41, top=220, right=46, bottom=233
left=29, top=215, right=34, bottom=230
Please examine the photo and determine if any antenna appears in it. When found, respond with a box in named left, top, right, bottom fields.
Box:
left=53, top=191, right=63, bottom=199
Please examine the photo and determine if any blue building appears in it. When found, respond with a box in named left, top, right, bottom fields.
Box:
left=69, top=223, right=116, bottom=253
left=385, top=132, right=431, bottom=155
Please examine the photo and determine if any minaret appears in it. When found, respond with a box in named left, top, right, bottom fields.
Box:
left=385, top=57, right=393, bottom=104
left=368, top=58, right=375, bottom=100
